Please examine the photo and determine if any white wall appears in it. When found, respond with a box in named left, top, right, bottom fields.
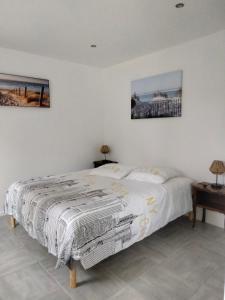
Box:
left=102, top=30, right=225, bottom=228
left=0, top=47, right=103, bottom=214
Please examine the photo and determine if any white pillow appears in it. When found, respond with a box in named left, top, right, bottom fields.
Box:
left=89, top=163, right=135, bottom=179
left=126, top=167, right=182, bottom=184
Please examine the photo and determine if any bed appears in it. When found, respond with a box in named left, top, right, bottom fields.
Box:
left=4, top=165, right=193, bottom=288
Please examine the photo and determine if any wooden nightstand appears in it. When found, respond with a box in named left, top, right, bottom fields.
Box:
left=192, top=182, right=225, bottom=228
left=93, top=160, right=118, bottom=168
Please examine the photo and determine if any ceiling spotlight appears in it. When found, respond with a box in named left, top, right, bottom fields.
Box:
left=175, top=2, right=184, bottom=8
left=90, top=44, right=97, bottom=48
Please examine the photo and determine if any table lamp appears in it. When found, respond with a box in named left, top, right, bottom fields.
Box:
left=209, top=160, right=225, bottom=189
left=100, top=145, right=110, bottom=160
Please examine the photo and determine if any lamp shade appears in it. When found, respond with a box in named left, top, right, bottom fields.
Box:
left=209, top=160, right=225, bottom=175
left=100, top=145, right=110, bottom=154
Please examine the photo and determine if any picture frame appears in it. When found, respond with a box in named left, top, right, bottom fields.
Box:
left=0, top=73, right=50, bottom=107
left=131, top=70, right=182, bottom=119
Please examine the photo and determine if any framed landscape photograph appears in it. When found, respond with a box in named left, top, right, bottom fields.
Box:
left=131, top=70, right=182, bottom=119
left=0, top=73, right=50, bottom=107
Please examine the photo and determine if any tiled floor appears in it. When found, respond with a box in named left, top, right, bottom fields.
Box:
left=0, top=216, right=224, bottom=300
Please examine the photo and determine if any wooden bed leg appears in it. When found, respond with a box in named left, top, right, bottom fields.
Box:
left=10, top=216, right=16, bottom=228
left=67, top=259, right=77, bottom=288
left=187, top=211, right=193, bottom=222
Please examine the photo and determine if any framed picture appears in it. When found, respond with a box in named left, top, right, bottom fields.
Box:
left=0, top=73, right=50, bottom=107
left=131, top=70, right=182, bottom=119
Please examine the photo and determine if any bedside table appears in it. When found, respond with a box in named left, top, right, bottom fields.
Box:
left=192, top=182, right=225, bottom=228
left=93, top=160, right=118, bottom=168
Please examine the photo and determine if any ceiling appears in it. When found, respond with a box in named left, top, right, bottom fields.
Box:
left=0, top=0, right=225, bottom=67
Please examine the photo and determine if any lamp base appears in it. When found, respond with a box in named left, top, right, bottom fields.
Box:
left=211, top=183, right=224, bottom=190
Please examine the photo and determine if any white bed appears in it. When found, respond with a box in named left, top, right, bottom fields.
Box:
left=5, top=166, right=193, bottom=287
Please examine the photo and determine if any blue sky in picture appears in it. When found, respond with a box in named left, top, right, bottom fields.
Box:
left=0, top=80, right=49, bottom=92
left=131, top=70, right=182, bottom=96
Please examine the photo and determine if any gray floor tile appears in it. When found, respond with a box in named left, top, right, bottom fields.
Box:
left=0, top=216, right=224, bottom=300
left=140, top=264, right=195, bottom=299
left=142, top=233, right=179, bottom=258
left=205, top=266, right=225, bottom=295
left=40, top=255, right=125, bottom=300
left=156, top=225, right=197, bottom=249
left=127, top=277, right=164, bottom=300
left=192, top=220, right=224, bottom=239
left=37, top=289, right=71, bottom=300
left=161, top=241, right=221, bottom=291
left=0, top=246, right=37, bottom=277
left=108, top=286, right=147, bottom=300
left=0, top=234, right=21, bottom=253
left=0, top=216, right=10, bottom=230
left=39, top=255, right=69, bottom=285
left=17, top=234, right=53, bottom=262
left=101, top=246, right=155, bottom=283
left=195, top=235, right=225, bottom=261
left=0, top=263, right=58, bottom=300
left=131, top=276, right=191, bottom=300
left=189, top=284, right=222, bottom=300
left=129, top=240, right=166, bottom=264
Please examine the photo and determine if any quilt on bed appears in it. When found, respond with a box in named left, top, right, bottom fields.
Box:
left=4, top=170, right=191, bottom=269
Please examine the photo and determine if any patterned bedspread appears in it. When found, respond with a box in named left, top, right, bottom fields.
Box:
left=4, top=170, right=192, bottom=269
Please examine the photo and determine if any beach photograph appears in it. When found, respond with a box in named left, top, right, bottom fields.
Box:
left=0, top=73, right=50, bottom=107
left=131, top=70, right=182, bottom=119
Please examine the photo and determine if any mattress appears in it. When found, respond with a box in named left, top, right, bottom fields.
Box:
left=4, top=169, right=192, bottom=269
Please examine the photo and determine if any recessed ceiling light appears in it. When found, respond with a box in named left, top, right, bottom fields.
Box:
left=90, top=44, right=97, bottom=48
left=175, top=2, right=184, bottom=8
